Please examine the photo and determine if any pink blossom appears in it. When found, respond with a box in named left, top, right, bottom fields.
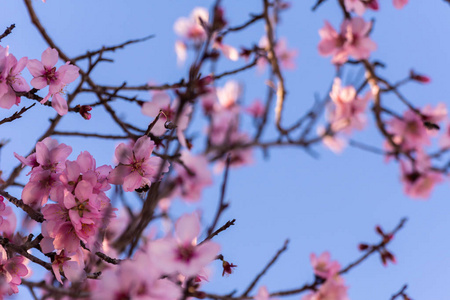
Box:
left=174, top=7, right=209, bottom=43
left=0, top=246, right=29, bottom=296
left=217, top=80, right=241, bottom=109
left=27, top=48, right=79, bottom=95
left=173, top=151, right=212, bottom=202
left=310, top=251, right=341, bottom=279
left=439, top=122, right=450, bottom=149
left=245, top=99, right=266, bottom=118
left=27, top=47, right=79, bottom=115
left=92, top=256, right=181, bottom=300
left=318, top=18, right=376, bottom=64
left=15, top=137, right=72, bottom=206
left=214, top=132, right=254, bottom=171
left=109, top=136, right=169, bottom=192
left=175, top=40, right=188, bottom=65
left=51, top=249, right=85, bottom=284
left=393, top=0, right=408, bottom=9
left=317, top=126, right=347, bottom=154
left=328, top=78, right=371, bottom=133
left=0, top=197, right=17, bottom=237
left=387, top=110, right=430, bottom=151
left=344, top=0, right=379, bottom=16
left=400, top=151, right=442, bottom=199
left=141, top=92, right=192, bottom=147
left=343, top=17, right=377, bottom=61
left=318, top=21, right=348, bottom=64
left=0, top=46, right=30, bottom=109
left=149, top=213, right=220, bottom=277
left=421, top=103, right=447, bottom=126
left=213, top=38, right=239, bottom=61
left=302, top=277, right=349, bottom=300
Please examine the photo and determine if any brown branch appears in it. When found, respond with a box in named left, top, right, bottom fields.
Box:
left=221, top=14, right=264, bottom=36
left=22, top=280, right=90, bottom=298
left=262, top=0, right=287, bottom=134
left=214, top=58, right=258, bottom=80
left=207, top=155, right=231, bottom=237
left=71, top=34, right=155, bottom=62
left=390, top=284, right=409, bottom=300
left=0, top=103, right=36, bottom=126
left=199, top=219, right=236, bottom=245
left=52, top=131, right=129, bottom=140
left=97, top=80, right=186, bottom=91
left=95, top=251, right=122, bottom=265
left=0, top=24, right=15, bottom=42
left=242, top=239, right=289, bottom=297
left=0, top=190, right=44, bottom=223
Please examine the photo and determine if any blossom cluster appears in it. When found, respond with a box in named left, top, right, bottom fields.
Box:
left=0, top=46, right=79, bottom=115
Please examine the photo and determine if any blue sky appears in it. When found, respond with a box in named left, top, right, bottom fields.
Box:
left=2, top=0, right=450, bottom=299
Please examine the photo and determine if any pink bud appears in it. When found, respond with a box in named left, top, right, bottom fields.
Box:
left=410, top=70, right=431, bottom=83
left=79, top=105, right=92, bottom=120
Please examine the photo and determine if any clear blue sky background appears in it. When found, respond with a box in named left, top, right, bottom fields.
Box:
left=1, top=0, right=450, bottom=299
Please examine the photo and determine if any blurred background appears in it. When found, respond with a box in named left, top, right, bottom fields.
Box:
left=1, top=0, right=450, bottom=298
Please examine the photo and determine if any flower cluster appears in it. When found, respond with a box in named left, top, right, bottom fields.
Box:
left=15, top=138, right=116, bottom=282
left=91, top=213, right=220, bottom=299
left=0, top=46, right=79, bottom=115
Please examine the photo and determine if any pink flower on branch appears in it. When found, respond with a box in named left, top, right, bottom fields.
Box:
left=310, top=251, right=341, bottom=280
left=174, top=7, right=209, bottom=43
left=328, top=78, right=371, bottom=133
left=27, top=47, right=79, bottom=115
left=149, top=213, right=220, bottom=277
left=172, top=151, right=213, bottom=202
left=109, top=136, right=169, bottom=192
left=400, top=151, right=443, bottom=199
left=0, top=46, right=30, bottom=109
left=141, top=92, right=192, bottom=147
left=318, top=18, right=376, bottom=64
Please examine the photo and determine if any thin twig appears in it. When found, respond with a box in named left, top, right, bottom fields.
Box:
left=71, top=35, right=155, bottom=61
left=242, top=239, right=289, bottom=297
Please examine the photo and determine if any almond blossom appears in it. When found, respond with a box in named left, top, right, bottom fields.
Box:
left=92, top=253, right=181, bottom=300
left=318, top=18, right=376, bottom=64
left=302, top=277, right=349, bottom=300
left=15, top=137, right=72, bottom=206
left=108, top=136, right=169, bottom=192
left=400, top=151, right=443, bottom=199
left=0, top=245, right=29, bottom=296
left=174, top=7, right=209, bottom=43
left=310, top=251, right=341, bottom=279
left=27, top=47, right=80, bottom=115
left=245, top=99, right=266, bottom=118
left=141, top=91, right=192, bottom=147
left=172, top=151, right=213, bottom=202
left=51, top=249, right=85, bottom=284
left=387, top=110, right=430, bottom=151
left=328, top=78, right=371, bottom=133
left=0, top=46, right=30, bottom=109
left=148, top=213, right=220, bottom=277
